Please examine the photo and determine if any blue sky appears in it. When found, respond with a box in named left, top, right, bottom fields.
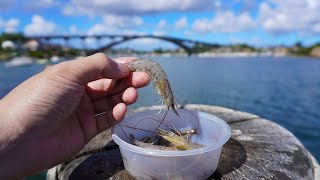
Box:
left=1, top=0, right=320, bottom=50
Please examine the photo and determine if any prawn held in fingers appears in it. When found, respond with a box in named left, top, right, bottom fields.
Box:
left=127, top=58, right=179, bottom=117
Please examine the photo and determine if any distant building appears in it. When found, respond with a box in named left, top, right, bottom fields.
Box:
left=310, top=47, right=320, bottom=57
left=273, top=46, right=289, bottom=57
left=24, top=40, right=39, bottom=51
left=1, top=40, right=16, bottom=50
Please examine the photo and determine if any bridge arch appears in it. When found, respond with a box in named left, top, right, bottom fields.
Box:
left=90, top=35, right=194, bottom=55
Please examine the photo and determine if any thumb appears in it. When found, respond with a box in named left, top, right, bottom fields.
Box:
left=55, top=53, right=130, bottom=84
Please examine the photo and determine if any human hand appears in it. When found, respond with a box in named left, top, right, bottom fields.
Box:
left=0, top=53, right=149, bottom=179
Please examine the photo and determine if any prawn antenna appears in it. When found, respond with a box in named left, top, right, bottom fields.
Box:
left=156, top=99, right=164, bottom=115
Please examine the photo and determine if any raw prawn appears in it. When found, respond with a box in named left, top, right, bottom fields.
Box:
left=127, top=58, right=179, bottom=117
left=158, top=129, right=204, bottom=150
left=129, top=134, right=176, bottom=151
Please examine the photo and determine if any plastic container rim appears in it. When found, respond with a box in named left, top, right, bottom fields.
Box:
left=112, top=111, right=231, bottom=157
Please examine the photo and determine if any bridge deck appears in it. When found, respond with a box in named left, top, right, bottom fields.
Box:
left=27, top=34, right=220, bottom=56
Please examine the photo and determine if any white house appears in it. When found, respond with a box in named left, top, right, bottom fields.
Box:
left=1, top=40, right=16, bottom=50
left=24, top=40, right=39, bottom=51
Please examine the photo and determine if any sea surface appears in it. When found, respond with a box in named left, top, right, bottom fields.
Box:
left=1, top=56, right=319, bottom=178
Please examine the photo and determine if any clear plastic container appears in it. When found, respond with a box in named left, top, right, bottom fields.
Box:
left=112, top=109, right=231, bottom=180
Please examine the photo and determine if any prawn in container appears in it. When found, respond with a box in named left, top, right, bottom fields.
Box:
left=122, top=58, right=204, bottom=150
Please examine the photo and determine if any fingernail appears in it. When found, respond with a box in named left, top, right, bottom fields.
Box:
left=117, top=62, right=130, bottom=74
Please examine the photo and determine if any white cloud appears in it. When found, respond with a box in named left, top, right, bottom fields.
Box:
left=85, top=17, right=174, bottom=50
left=37, top=0, right=56, bottom=7
left=189, top=0, right=320, bottom=36
left=229, top=36, right=262, bottom=46
left=153, top=30, right=166, bottom=36
left=175, top=17, right=188, bottom=30
left=151, top=19, right=168, bottom=36
left=258, top=0, right=320, bottom=35
left=86, top=14, right=144, bottom=36
left=87, top=24, right=108, bottom=35
left=156, top=19, right=167, bottom=29
left=114, top=38, right=177, bottom=50
left=312, top=23, right=320, bottom=34
left=192, top=11, right=256, bottom=33
left=235, top=0, right=258, bottom=12
left=63, top=0, right=216, bottom=17
left=69, top=25, right=78, bottom=34
left=23, top=0, right=58, bottom=11
left=87, top=25, right=145, bottom=37
left=102, top=14, right=143, bottom=28
left=24, top=15, right=57, bottom=35
left=85, top=19, right=146, bottom=48
left=85, top=14, right=144, bottom=38
left=4, top=19, right=19, bottom=33
left=0, top=17, right=20, bottom=33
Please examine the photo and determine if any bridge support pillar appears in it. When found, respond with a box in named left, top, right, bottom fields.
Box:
left=80, top=37, right=87, bottom=56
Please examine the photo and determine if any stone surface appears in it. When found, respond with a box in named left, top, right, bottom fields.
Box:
left=47, top=104, right=319, bottom=180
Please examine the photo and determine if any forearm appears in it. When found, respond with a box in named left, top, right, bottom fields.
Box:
left=0, top=100, right=33, bottom=179
left=0, top=142, right=30, bottom=179
left=0, top=99, right=15, bottom=153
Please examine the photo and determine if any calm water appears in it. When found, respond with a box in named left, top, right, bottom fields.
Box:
left=0, top=57, right=319, bottom=168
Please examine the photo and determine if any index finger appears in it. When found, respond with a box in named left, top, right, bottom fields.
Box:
left=113, top=57, right=138, bottom=64
left=55, top=53, right=131, bottom=85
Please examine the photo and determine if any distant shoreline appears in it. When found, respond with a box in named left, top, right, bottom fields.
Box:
left=1, top=50, right=319, bottom=61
